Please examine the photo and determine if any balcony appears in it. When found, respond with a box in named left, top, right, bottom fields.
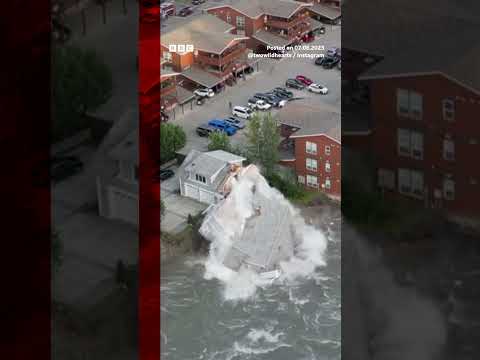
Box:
left=196, top=45, right=247, bottom=67
left=265, top=14, right=307, bottom=30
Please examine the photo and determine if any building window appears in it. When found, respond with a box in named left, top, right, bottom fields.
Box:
left=162, top=51, right=172, bottom=62
left=442, top=98, right=455, bottom=122
left=443, top=178, right=455, bottom=200
left=325, top=161, right=331, bottom=173
left=397, top=128, right=411, bottom=156
left=325, top=145, right=331, bottom=155
left=396, top=88, right=423, bottom=120
left=443, top=138, right=455, bottom=161
left=236, top=16, right=245, bottom=30
left=195, top=174, right=206, bottom=183
left=306, top=175, right=318, bottom=188
left=378, top=168, right=395, bottom=190
left=411, top=131, right=424, bottom=160
left=325, top=177, right=331, bottom=190
left=398, top=168, right=424, bottom=198
left=306, top=158, right=318, bottom=171
left=298, top=175, right=305, bottom=184
left=226, top=15, right=231, bottom=23
left=397, top=128, right=423, bottom=159
left=306, top=141, right=317, bottom=155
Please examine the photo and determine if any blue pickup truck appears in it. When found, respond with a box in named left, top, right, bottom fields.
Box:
left=208, top=119, right=237, bottom=136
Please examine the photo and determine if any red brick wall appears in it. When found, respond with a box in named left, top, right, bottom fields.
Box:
left=294, top=135, right=341, bottom=196
left=369, top=74, right=480, bottom=216
left=208, top=6, right=265, bottom=38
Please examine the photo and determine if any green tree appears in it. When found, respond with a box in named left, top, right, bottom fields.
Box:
left=160, top=123, right=186, bottom=164
left=52, top=45, right=112, bottom=142
left=245, top=112, right=280, bottom=177
left=52, top=232, right=63, bottom=273
left=208, top=131, right=231, bottom=151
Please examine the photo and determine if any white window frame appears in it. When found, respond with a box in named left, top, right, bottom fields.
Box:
left=397, top=128, right=411, bottom=157
left=236, top=15, right=245, bottom=30
left=324, top=177, right=331, bottom=190
left=443, top=138, right=455, bottom=161
left=306, top=175, right=318, bottom=188
left=325, top=145, right=331, bottom=155
left=396, top=88, right=423, bottom=120
left=306, top=141, right=317, bottom=155
left=411, top=131, right=424, bottom=160
left=442, top=98, right=455, bottom=122
left=306, top=158, right=318, bottom=172
left=297, top=175, right=305, bottom=184
left=226, top=14, right=232, bottom=23
left=195, top=173, right=207, bottom=184
left=411, top=170, right=424, bottom=198
left=325, top=160, right=331, bottom=173
left=398, top=168, right=411, bottom=195
left=443, top=178, right=455, bottom=200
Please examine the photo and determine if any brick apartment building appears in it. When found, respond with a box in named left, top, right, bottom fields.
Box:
left=161, top=14, right=254, bottom=92
left=342, top=0, right=480, bottom=219
left=278, top=103, right=341, bottom=197
left=297, top=0, right=341, bottom=24
left=206, top=0, right=323, bottom=52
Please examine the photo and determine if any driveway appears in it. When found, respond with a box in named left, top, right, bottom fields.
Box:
left=160, top=166, right=208, bottom=234
left=167, top=25, right=342, bottom=153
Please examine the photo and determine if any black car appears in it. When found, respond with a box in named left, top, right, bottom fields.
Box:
left=196, top=124, right=216, bottom=137
left=322, top=56, right=340, bottom=69
left=178, top=6, right=193, bottom=16
left=315, top=56, right=325, bottom=66
left=154, top=169, right=174, bottom=181
left=318, top=26, right=326, bottom=34
left=253, top=93, right=272, bottom=103
left=285, top=78, right=305, bottom=90
left=264, top=93, right=284, bottom=107
left=272, top=87, right=293, bottom=99
left=51, top=156, right=83, bottom=183
left=192, top=0, right=205, bottom=4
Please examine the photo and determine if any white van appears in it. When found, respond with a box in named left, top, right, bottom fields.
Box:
left=232, top=106, right=252, bottom=119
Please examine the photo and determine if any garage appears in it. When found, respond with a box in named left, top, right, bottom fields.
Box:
left=108, top=187, right=138, bottom=225
left=199, top=188, right=216, bottom=204
left=184, top=183, right=200, bottom=201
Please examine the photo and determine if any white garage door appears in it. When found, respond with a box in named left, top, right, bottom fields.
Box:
left=199, top=189, right=216, bottom=204
left=109, top=188, right=138, bottom=225
left=184, top=183, right=200, bottom=201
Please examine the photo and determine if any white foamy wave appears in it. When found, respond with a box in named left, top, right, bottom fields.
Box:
left=201, top=165, right=328, bottom=301
left=247, top=328, right=284, bottom=343
left=232, top=341, right=291, bottom=355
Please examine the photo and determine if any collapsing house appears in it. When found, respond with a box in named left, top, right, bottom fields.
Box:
left=199, top=165, right=302, bottom=273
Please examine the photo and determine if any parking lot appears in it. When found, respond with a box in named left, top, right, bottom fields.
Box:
left=166, top=25, right=341, bottom=153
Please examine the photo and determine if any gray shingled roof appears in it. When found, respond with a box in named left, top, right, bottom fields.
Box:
left=209, top=0, right=311, bottom=19
left=180, top=66, right=225, bottom=88
left=310, top=4, right=341, bottom=20
left=277, top=101, right=341, bottom=141
left=252, top=29, right=293, bottom=47
left=161, top=14, right=243, bottom=54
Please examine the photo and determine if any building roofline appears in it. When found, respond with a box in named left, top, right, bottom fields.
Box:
left=358, top=71, right=480, bottom=97
left=206, top=2, right=312, bottom=20
left=290, top=132, right=341, bottom=144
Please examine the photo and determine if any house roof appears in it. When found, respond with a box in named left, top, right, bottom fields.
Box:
left=310, top=4, right=341, bottom=20
left=252, top=29, right=293, bottom=47
left=208, top=0, right=311, bottom=19
left=180, top=66, right=225, bottom=88
left=163, top=12, right=235, bottom=34
left=179, top=150, right=245, bottom=192
left=343, top=0, right=480, bottom=93
left=161, top=14, right=244, bottom=54
left=277, top=101, right=341, bottom=142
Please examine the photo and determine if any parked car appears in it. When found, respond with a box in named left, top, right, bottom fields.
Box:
left=285, top=78, right=305, bottom=89
left=161, top=110, right=169, bottom=121
left=295, top=75, right=313, bottom=86
left=196, top=124, right=216, bottom=137
left=326, top=47, right=339, bottom=57
left=308, top=83, right=329, bottom=94
left=318, top=26, right=326, bottom=34
left=253, top=93, right=271, bottom=103
left=194, top=88, right=214, bottom=98
left=160, top=2, right=175, bottom=16
left=154, top=169, right=174, bottom=182
left=196, top=96, right=206, bottom=105
left=51, top=156, right=83, bottom=183
left=232, top=106, right=252, bottom=119
left=302, top=33, right=315, bottom=43
left=248, top=98, right=271, bottom=110
left=315, top=56, right=325, bottom=66
left=208, top=119, right=237, bottom=136
left=177, top=6, right=193, bottom=16
left=192, top=0, right=205, bottom=4
left=322, top=56, right=340, bottom=69
left=272, top=87, right=293, bottom=99
left=223, top=116, right=246, bottom=129
left=265, top=93, right=287, bottom=107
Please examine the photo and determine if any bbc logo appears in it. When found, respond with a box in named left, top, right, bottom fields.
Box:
left=168, top=44, right=194, bottom=53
